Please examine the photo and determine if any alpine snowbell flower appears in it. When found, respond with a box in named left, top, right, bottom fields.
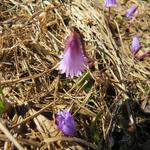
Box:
left=131, top=35, right=140, bottom=55
left=56, top=110, right=76, bottom=136
left=126, top=5, right=138, bottom=19
left=104, top=0, right=118, bottom=8
left=58, top=30, right=88, bottom=78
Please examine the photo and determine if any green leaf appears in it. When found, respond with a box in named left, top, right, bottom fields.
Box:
left=75, top=72, right=94, bottom=93
left=0, top=100, right=5, bottom=110
left=90, top=113, right=101, bottom=144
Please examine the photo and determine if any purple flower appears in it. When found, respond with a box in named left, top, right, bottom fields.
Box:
left=131, top=35, right=141, bottom=55
left=104, top=0, right=118, bottom=8
left=126, top=5, right=138, bottom=19
left=58, top=31, right=88, bottom=78
left=56, top=110, right=76, bottom=136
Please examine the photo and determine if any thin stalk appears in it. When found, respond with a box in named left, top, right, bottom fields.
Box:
left=108, top=7, right=111, bottom=22
left=0, top=121, right=24, bottom=150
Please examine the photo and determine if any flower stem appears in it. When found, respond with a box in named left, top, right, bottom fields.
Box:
left=108, top=7, right=111, bottom=22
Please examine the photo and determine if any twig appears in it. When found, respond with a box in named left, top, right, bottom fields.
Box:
left=10, top=102, right=54, bottom=129
left=0, top=134, right=40, bottom=147
left=0, top=64, right=58, bottom=86
left=44, top=136, right=98, bottom=150
left=0, top=121, right=24, bottom=150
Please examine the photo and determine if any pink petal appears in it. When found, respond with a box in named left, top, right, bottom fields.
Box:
left=58, top=31, right=88, bottom=78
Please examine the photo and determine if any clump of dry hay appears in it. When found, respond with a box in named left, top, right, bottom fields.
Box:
left=0, top=0, right=149, bottom=150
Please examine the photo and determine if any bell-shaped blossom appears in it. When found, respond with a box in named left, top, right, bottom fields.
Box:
left=126, top=5, right=138, bottom=19
left=56, top=110, right=77, bottom=136
left=58, top=31, right=88, bottom=78
left=104, top=0, right=118, bottom=8
left=131, top=35, right=140, bottom=55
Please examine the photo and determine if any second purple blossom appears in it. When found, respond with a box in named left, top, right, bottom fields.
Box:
left=55, top=110, right=77, bottom=136
left=131, top=35, right=141, bottom=55
left=104, top=0, right=118, bottom=8
left=126, top=5, right=138, bottom=19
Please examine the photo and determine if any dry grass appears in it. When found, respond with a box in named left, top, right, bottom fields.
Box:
left=0, top=0, right=150, bottom=150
